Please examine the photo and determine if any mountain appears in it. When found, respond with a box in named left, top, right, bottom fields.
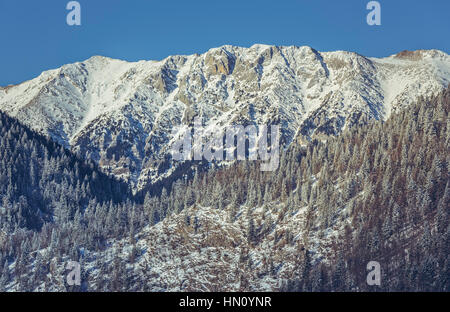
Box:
left=2, top=86, right=446, bottom=292
left=81, top=87, right=450, bottom=292
left=1, top=46, right=449, bottom=191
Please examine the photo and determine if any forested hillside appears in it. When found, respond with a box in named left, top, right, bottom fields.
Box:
left=126, top=86, right=449, bottom=291
left=0, top=87, right=448, bottom=291
left=0, top=112, right=136, bottom=291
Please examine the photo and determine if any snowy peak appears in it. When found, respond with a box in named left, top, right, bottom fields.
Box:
left=392, top=49, right=448, bottom=61
left=1, top=46, right=449, bottom=188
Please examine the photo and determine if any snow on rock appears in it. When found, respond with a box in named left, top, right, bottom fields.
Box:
left=1, top=46, right=449, bottom=189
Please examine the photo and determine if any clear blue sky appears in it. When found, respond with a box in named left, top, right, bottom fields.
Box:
left=0, top=0, right=449, bottom=86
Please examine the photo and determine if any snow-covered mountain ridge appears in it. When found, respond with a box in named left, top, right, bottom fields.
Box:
left=1, top=45, right=449, bottom=188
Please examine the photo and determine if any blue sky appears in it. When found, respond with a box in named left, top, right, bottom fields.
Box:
left=0, top=0, right=449, bottom=86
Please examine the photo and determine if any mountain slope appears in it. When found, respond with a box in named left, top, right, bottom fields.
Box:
left=86, top=86, right=449, bottom=292
left=1, top=46, right=449, bottom=189
left=1, top=81, right=448, bottom=292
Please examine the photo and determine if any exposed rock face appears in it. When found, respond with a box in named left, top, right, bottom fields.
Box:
left=1, top=45, right=449, bottom=189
